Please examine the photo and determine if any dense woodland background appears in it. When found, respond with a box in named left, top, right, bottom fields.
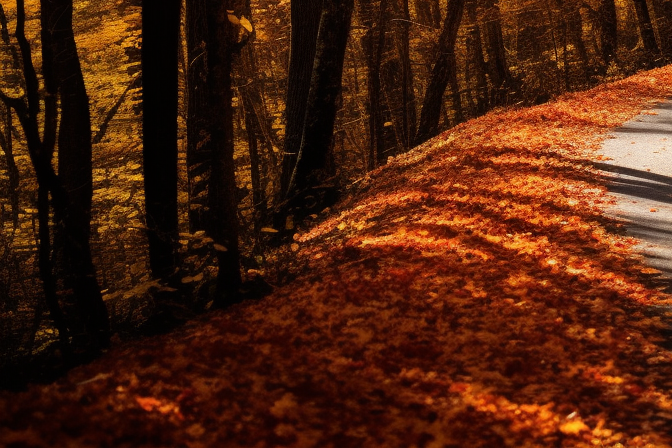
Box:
left=0, top=0, right=671, bottom=381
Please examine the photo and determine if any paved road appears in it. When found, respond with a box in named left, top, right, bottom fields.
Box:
left=596, top=100, right=672, bottom=293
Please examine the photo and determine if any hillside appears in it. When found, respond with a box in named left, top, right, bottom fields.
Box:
left=2, top=66, right=672, bottom=448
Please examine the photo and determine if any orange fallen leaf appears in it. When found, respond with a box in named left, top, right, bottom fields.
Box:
left=559, top=419, right=589, bottom=435
left=135, top=396, right=162, bottom=412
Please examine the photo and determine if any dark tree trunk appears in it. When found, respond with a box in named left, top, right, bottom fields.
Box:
left=465, top=0, right=488, bottom=116
left=598, top=0, right=618, bottom=66
left=41, top=0, right=109, bottom=349
left=0, top=104, right=19, bottom=230
left=415, top=0, right=441, bottom=27
left=239, top=40, right=270, bottom=231
left=359, top=0, right=387, bottom=169
left=238, top=0, right=269, bottom=231
left=0, top=6, right=23, bottom=229
left=397, top=0, right=416, bottom=150
left=414, top=0, right=433, bottom=25
left=141, top=0, right=180, bottom=279
left=481, top=0, right=513, bottom=105
left=430, top=0, right=442, bottom=26
left=632, top=0, right=660, bottom=58
left=242, top=92, right=265, bottom=229
left=279, top=0, right=324, bottom=197
left=287, top=0, right=355, bottom=199
left=6, top=0, right=70, bottom=351
left=186, top=0, right=211, bottom=232
left=557, top=0, right=590, bottom=83
left=205, top=0, right=243, bottom=306
left=650, top=0, right=672, bottom=58
left=516, top=8, right=545, bottom=63
left=414, top=0, right=466, bottom=146
left=2, top=0, right=113, bottom=353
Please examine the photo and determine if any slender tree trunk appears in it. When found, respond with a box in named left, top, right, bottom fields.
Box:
left=41, top=0, right=109, bottom=349
left=239, top=42, right=269, bottom=230
left=279, top=0, right=324, bottom=197
left=141, top=0, right=180, bottom=279
left=650, top=0, right=672, bottom=58
left=632, top=0, right=660, bottom=58
left=15, top=0, right=69, bottom=350
left=205, top=0, right=242, bottom=306
left=414, top=0, right=466, bottom=146
left=598, top=0, right=618, bottom=66
left=359, top=0, right=387, bottom=169
left=556, top=0, right=590, bottom=83
left=465, top=0, right=488, bottom=116
left=243, top=92, right=265, bottom=229
left=0, top=6, right=22, bottom=230
left=0, top=105, right=19, bottom=230
left=186, top=0, right=211, bottom=233
left=416, top=0, right=441, bottom=26
left=481, top=0, right=513, bottom=105
left=287, top=0, right=355, bottom=199
left=397, top=0, right=416, bottom=150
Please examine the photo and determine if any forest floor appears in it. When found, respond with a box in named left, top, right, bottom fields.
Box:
left=2, top=67, right=672, bottom=447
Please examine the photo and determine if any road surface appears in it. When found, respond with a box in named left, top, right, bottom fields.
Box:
left=596, top=99, right=672, bottom=293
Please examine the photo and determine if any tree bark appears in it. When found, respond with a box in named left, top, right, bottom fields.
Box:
left=556, top=0, right=590, bottom=84
left=239, top=43, right=270, bottom=231
left=632, top=0, right=660, bottom=57
left=650, top=0, right=672, bottom=59
left=0, top=102, right=20, bottom=230
left=414, top=0, right=466, bottom=146
left=358, top=0, right=387, bottom=169
left=141, top=0, right=180, bottom=278
left=397, top=0, right=416, bottom=150
left=480, top=0, right=512, bottom=105
left=186, top=0, right=212, bottom=233
left=205, top=0, right=243, bottom=306
left=41, top=0, right=109, bottom=349
left=415, top=0, right=441, bottom=27
left=465, top=0, right=488, bottom=116
left=279, top=0, right=324, bottom=197
left=287, top=0, right=355, bottom=199
left=598, top=0, right=618, bottom=66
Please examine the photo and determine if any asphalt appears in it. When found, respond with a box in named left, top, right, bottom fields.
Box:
left=596, top=99, right=672, bottom=293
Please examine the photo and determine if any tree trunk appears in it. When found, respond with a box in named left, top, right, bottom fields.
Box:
left=632, top=0, right=660, bottom=58
left=397, top=0, right=416, bottom=150
left=414, top=0, right=466, bottom=146
left=0, top=7, right=20, bottom=230
left=359, top=0, right=388, bottom=169
left=287, top=0, right=355, bottom=200
left=186, top=0, right=212, bottom=233
left=481, top=0, right=513, bottom=105
left=557, top=0, right=590, bottom=83
left=239, top=42, right=270, bottom=231
left=205, top=0, right=243, bottom=306
left=0, top=104, right=20, bottom=230
left=41, top=0, right=109, bottom=350
left=465, top=0, right=488, bottom=116
left=650, top=0, right=672, bottom=59
left=598, top=0, right=618, bottom=66
left=141, top=0, right=180, bottom=279
left=415, top=0, right=441, bottom=27
left=279, top=0, right=324, bottom=197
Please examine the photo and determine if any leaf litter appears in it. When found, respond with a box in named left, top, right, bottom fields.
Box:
left=2, top=68, right=672, bottom=447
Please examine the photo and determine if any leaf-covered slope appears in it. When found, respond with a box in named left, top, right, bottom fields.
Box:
left=2, top=66, right=672, bottom=448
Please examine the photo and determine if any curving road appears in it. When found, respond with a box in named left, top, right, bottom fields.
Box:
left=596, top=100, right=672, bottom=293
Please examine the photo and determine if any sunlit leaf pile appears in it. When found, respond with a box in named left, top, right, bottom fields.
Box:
left=2, top=61, right=672, bottom=446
